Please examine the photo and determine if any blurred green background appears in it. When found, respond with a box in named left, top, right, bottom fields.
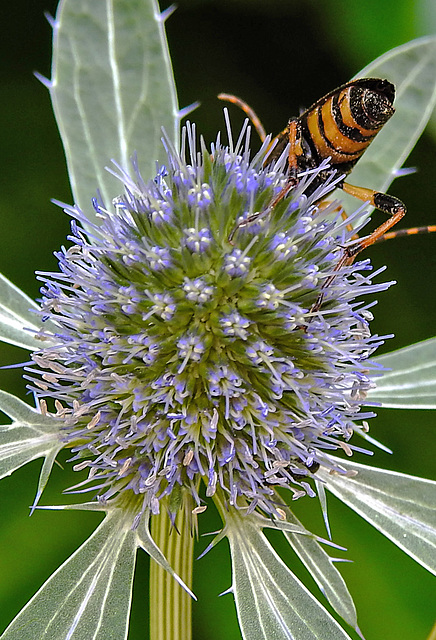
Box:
left=0, top=1, right=435, bottom=639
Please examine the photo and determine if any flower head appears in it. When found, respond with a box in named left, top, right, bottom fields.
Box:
left=26, top=121, right=391, bottom=524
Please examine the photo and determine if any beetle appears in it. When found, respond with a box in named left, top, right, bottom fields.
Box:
left=219, top=78, right=432, bottom=257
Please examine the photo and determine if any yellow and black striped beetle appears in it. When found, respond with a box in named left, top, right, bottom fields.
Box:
left=220, top=78, right=436, bottom=257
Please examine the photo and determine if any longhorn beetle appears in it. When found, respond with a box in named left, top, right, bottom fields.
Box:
left=219, top=78, right=436, bottom=261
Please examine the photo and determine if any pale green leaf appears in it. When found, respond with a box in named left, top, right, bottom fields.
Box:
left=50, top=0, right=179, bottom=223
left=225, top=510, right=353, bottom=640
left=416, top=1, right=436, bottom=146
left=34, top=501, right=109, bottom=513
left=319, top=457, right=436, bottom=575
left=333, top=36, right=436, bottom=217
left=250, top=511, right=345, bottom=551
left=0, top=508, right=136, bottom=640
left=280, top=510, right=358, bottom=630
left=0, top=273, right=56, bottom=350
left=0, top=390, right=61, bottom=482
left=369, top=337, right=436, bottom=408
left=31, top=447, right=63, bottom=512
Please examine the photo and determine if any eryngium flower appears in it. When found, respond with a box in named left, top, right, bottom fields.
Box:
left=26, top=121, right=391, bottom=522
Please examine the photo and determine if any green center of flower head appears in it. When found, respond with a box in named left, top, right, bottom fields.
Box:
left=27, top=121, right=392, bottom=520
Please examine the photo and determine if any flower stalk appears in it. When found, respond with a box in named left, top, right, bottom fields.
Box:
left=150, top=505, right=194, bottom=640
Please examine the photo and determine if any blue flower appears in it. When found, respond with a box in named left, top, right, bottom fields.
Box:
left=25, top=122, right=392, bottom=526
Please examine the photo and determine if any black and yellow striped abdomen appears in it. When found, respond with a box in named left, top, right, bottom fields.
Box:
left=220, top=79, right=425, bottom=257
left=300, top=78, right=395, bottom=174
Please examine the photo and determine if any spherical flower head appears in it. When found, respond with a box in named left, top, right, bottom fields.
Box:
left=27, top=121, right=391, bottom=522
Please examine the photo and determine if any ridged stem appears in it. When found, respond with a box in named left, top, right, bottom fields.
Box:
left=149, top=508, right=194, bottom=640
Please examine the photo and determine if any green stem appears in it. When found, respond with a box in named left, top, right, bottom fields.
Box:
left=150, top=507, right=194, bottom=640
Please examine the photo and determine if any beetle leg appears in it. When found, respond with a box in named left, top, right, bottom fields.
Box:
left=310, top=184, right=406, bottom=315
left=341, top=182, right=406, bottom=262
left=229, top=118, right=301, bottom=241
